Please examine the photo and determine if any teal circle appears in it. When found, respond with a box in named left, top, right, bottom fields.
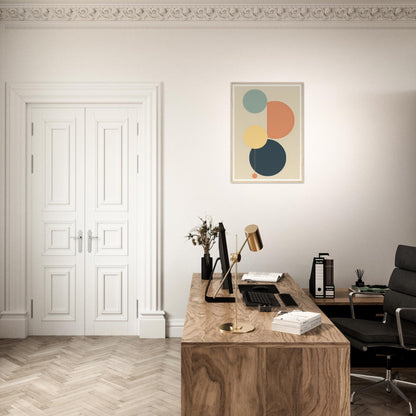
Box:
left=243, top=89, right=267, bottom=114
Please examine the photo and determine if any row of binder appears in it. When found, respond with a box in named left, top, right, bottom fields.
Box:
left=309, top=253, right=334, bottom=299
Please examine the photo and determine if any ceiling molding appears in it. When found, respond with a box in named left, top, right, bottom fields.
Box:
left=0, top=4, right=415, bottom=23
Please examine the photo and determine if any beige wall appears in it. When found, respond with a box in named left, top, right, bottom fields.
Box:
left=2, top=24, right=416, bottom=323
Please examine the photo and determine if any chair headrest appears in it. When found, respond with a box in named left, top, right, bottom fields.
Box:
left=395, top=245, right=416, bottom=272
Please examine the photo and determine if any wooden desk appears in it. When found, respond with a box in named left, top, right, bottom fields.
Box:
left=181, top=274, right=350, bottom=416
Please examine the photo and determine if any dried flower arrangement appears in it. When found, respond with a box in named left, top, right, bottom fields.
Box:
left=186, top=216, right=219, bottom=265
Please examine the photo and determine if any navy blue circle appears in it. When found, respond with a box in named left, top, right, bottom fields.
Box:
left=249, top=140, right=286, bottom=177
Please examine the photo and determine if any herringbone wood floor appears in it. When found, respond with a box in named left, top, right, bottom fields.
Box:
left=1, top=337, right=416, bottom=415
left=0, top=337, right=180, bottom=416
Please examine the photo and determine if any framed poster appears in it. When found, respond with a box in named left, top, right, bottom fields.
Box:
left=231, top=82, right=304, bottom=183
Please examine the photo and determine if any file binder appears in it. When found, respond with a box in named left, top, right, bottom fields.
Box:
left=309, top=253, right=334, bottom=299
left=324, top=258, right=335, bottom=298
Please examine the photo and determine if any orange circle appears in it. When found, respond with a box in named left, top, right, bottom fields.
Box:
left=267, top=101, right=295, bottom=139
left=252, top=173, right=258, bottom=179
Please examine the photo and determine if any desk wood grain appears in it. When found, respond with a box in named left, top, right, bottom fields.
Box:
left=181, top=273, right=350, bottom=416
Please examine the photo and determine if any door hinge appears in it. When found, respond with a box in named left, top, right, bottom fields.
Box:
left=30, top=299, right=34, bottom=319
left=136, top=155, right=139, bottom=173
left=31, top=155, right=34, bottom=174
left=31, top=122, right=34, bottom=136
left=137, top=122, right=139, bottom=136
left=136, top=300, right=139, bottom=318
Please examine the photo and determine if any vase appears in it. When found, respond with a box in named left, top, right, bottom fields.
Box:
left=355, top=279, right=365, bottom=287
left=201, top=256, right=213, bottom=280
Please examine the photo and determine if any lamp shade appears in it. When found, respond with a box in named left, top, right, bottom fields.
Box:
left=244, top=224, right=263, bottom=252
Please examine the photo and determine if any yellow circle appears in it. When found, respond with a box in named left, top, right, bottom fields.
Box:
left=243, top=125, right=268, bottom=149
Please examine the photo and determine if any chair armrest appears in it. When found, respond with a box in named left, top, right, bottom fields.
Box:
left=395, top=308, right=416, bottom=351
left=348, top=290, right=386, bottom=319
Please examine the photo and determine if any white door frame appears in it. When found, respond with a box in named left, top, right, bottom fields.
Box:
left=1, top=83, right=164, bottom=338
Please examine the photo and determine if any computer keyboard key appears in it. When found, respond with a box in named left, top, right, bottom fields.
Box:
left=244, top=291, right=280, bottom=307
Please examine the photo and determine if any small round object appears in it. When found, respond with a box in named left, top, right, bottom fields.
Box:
left=258, top=304, right=272, bottom=312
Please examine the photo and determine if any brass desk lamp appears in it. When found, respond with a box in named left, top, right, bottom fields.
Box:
left=213, top=224, right=263, bottom=333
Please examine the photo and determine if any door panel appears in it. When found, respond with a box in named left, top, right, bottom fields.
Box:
left=29, top=107, right=85, bottom=335
left=44, top=123, right=75, bottom=209
left=85, top=108, right=138, bottom=335
left=96, top=266, right=128, bottom=320
left=44, top=265, right=76, bottom=320
left=29, top=105, right=139, bottom=336
left=96, top=120, right=128, bottom=210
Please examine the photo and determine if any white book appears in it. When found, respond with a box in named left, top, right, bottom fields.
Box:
left=272, top=311, right=321, bottom=335
left=271, top=322, right=321, bottom=335
left=242, top=272, right=284, bottom=283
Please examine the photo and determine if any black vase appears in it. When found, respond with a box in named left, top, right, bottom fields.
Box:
left=201, top=256, right=213, bottom=280
left=355, top=279, right=365, bottom=287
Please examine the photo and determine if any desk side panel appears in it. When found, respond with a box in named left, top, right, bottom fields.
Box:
left=265, top=347, right=302, bottom=415
left=182, top=343, right=350, bottom=416
left=181, top=344, right=264, bottom=416
left=181, top=345, right=193, bottom=414
left=300, top=345, right=350, bottom=416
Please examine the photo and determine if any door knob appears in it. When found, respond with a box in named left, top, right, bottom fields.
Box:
left=71, top=230, right=83, bottom=253
left=87, top=230, right=98, bottom=253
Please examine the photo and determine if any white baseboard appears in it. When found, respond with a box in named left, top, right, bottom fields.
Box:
left=139, top=310, right=166, bottom=338
left=0, top=312, right=28, bottom=338
left=0, top=310, right=184, bottom=339
left=167, top=319, right=184, bottom=338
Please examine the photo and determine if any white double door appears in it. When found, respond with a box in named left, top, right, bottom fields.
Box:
left=29, top=105, right=140, bottom=335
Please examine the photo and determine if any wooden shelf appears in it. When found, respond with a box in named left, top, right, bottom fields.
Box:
left=303, top=288, right=384, bottom=306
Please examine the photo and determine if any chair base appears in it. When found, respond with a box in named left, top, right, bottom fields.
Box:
left=351, top=356, right=416, bottom=416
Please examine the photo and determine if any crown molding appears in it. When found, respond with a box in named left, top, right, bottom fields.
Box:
left=0, top=4, right=415, bottom=23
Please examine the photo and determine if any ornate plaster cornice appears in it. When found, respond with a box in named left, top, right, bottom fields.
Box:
left=0, top=4, right=415, bottom=23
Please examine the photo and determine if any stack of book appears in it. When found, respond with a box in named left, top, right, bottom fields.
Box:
left=350, top=285, right=389, bottom=294
left=272, top=311, right=321, bottom=335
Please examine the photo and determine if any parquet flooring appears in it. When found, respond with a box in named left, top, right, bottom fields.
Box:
left=0, top=337, right=180, bottom=416
left=351, top=367, right=416, bottom=416
left=1, top=337, right=416, bottom=415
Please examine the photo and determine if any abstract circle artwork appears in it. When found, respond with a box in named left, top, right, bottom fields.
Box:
left=231, top=83, right=303, bottom=183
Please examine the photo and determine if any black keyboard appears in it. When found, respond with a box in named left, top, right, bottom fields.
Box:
left=244, top=291, right=280, bottom=307
left=279, top=293, right=298, bottom=307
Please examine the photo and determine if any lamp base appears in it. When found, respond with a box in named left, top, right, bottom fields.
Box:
left=218, top=322, right=255, bottom=334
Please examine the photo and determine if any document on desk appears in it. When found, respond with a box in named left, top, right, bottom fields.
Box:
left=242, top=272, right=284, bottom=283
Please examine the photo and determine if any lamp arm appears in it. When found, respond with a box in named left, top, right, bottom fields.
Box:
left=212, top=236, right=249, bottom=299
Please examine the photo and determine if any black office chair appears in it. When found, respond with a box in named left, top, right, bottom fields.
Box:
left=332, top=244, right=416, bottom=416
